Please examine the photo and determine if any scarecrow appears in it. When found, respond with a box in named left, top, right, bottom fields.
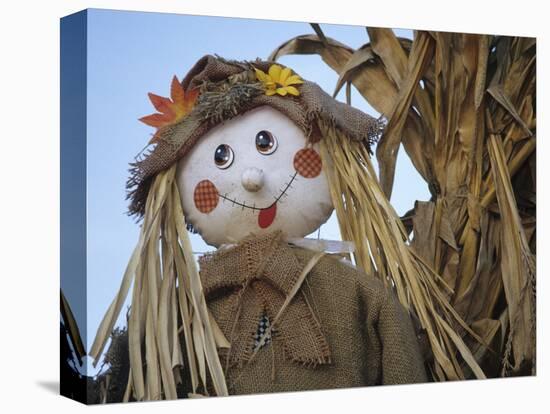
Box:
left=90, top=55, right=427, bottom=401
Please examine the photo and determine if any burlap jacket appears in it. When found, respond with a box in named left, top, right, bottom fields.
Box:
left=199, top=232, right=427, bottom=395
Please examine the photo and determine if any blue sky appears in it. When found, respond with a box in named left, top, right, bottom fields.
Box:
left=78, top=8, right=429, bottom=374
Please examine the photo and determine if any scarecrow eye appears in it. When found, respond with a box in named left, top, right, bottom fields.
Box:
left=255, top=130, right=278, bottom=155
left=214, top=144, right=234, bottom=169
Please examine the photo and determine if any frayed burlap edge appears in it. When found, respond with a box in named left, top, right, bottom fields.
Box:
left=198, top=231, right=333, bottom=368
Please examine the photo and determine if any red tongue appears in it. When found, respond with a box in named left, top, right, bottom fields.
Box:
left=258, top=203, right=277, bottom=229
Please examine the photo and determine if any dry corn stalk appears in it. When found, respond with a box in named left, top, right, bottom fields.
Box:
left=272, top=26, right=536, bottom=378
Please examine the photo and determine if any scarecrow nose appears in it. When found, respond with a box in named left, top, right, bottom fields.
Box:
left=241, top=167, right=264, bottom=192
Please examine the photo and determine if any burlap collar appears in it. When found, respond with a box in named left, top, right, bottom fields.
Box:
left=198, top=231, right=332, bottom=367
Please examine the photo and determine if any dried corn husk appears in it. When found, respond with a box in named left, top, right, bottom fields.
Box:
left=273, top=26, right=536, bottom=378
left=60, top=290, right=86, bottom=362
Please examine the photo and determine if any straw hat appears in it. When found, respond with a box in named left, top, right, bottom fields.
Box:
left=128, top=54, right=383, bottom=217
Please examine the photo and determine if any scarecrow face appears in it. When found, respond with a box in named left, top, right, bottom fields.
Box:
left=176, top=106, right=334, bottom=247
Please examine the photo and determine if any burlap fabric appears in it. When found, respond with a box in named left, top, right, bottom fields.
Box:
left=199, top=231, right=427, bottom=395
left=128, top=55, right=384, bottom=217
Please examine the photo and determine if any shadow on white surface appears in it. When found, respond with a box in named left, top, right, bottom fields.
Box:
left=36, top=380, right=59, bottom=395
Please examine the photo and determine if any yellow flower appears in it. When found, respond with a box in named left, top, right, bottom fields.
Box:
left=254, top=64, right=304, bottom=97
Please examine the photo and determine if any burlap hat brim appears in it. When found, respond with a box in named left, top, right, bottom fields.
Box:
left=128, top=55, right=383, bottom=217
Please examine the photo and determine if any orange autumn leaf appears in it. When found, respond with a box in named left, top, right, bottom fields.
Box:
left=139, top=76, right=199, bottom=143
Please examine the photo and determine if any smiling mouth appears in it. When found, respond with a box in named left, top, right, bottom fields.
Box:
left=217, top=172, right=298, bottom=228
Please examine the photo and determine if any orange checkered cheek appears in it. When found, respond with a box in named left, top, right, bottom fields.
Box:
left=293, top=148, right=322, bottom=178
left=193, top=179, right=219, bottom=213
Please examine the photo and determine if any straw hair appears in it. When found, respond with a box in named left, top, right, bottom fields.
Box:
left=318, top=120, right=485, bottom=380
left=90, top=165, right=228, bottom=400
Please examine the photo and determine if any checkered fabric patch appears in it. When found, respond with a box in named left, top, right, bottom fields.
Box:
left=193, top=179, right=219, bottom=213
left=253, top=314, right=273, bottom=351
left=293, top=148, right=322, bottom=178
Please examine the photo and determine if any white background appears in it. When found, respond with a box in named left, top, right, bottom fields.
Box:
left=0, top=0, right=547, bottom=412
